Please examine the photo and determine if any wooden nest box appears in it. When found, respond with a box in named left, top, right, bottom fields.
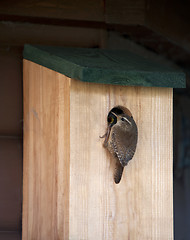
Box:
left=22, top=45, right=185, bottom=239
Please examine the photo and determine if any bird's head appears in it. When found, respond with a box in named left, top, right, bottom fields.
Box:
left=107, top=106, right=133, bottom=131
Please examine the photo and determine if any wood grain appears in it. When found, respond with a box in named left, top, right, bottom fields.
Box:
left=0, top=22, right=104, bottom=47
left=146, top=0, right=190, bottom=53
left=69, top=80, right=173, bottom=239
left=23, top=60, right=173, bottom=239
left=1, top=0, right=190, bottom=53
left=23, top=60, right=70, bottom=239
left=23, top=45, right=185, bottom=88
left=0, top=0, right=104, bottom=22
left=106, top=0, right=145, bottom=25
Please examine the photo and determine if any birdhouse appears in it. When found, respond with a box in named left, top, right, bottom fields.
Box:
left=22, top=45, right=185, bottom=240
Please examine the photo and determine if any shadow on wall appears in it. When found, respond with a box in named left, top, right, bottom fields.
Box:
left=174, top=74, right=190, bottom=240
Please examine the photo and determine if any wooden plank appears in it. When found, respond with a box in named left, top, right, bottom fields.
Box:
left=106, top=0, right=145, bottom=25
left=145, top=0, right=190, bottom=52
left=0, top=232, right=21, bottom=240
left=1, top=0, right=190, bottom=54
left=69, top=79, right=173, bottom=239
left=0, top=0, right=104, bottom=22
left=23, top=60, right=70, bottom=239
left=0, top=138, right=22, bottom=230
left=23, top=45, right=186, bottom=88
left=0, top=22, right=104, bottom=47
left=0, top=46, right=23, bottom=136
left=23, top=60, right=173, bottom=239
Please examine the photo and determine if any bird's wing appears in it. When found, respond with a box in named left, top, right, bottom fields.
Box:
left=111, top=125, right=137, bottom=167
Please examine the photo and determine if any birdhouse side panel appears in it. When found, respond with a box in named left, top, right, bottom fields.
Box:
left=23, top=60, right=70, bottom=240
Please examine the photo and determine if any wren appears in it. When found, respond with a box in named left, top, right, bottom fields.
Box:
left=101, top=106, right=138, bottom=184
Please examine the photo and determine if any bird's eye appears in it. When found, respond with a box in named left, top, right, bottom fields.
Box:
left=107, top=112, right=117, bottom=126
left=121, top=117, right=132, bottom=125
left=108, top=117, right=114, bottom=123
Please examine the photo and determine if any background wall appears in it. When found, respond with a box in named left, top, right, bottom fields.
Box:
left=0, top=1, right=190, bottom=239
left=0, top=47, right=23, bottom=240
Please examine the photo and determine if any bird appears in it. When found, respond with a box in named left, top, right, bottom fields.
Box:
left=100, top=106, right=138, bottom=184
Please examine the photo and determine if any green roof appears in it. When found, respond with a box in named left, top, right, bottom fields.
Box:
left=23, top=44, right=186, bottom=88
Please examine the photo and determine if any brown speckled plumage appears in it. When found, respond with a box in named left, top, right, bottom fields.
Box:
left=101, top=106, right=138, bottom=184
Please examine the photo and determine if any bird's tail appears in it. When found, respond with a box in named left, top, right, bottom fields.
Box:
left=114, top=162, right=124, bottom=184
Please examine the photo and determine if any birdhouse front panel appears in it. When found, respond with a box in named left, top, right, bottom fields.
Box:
left=23, top=58, right=174, bottom=239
